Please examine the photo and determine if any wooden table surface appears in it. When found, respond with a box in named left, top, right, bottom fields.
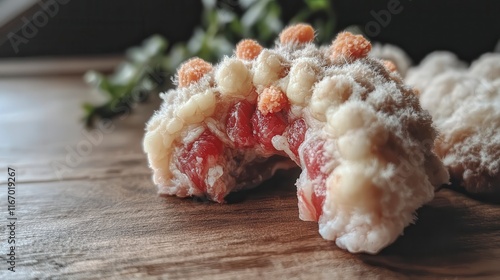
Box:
left=1, top=75, right=500, bottom=280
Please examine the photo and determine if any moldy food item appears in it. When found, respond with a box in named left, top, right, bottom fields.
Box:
left=408, top=52, right=500, bottom=200
left=144, top=24, right=449, bottom=254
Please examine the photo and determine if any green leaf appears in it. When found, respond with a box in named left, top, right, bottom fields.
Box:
left=207, top=9, right=219, bottom=30
left=187, top=28, right=206, bottom=54
left=110, top=63, right=140, bottom=85
left=164, top=44, right=188, bottom=72
left=143, top=35, right=168, bottom=56
left=305, top=0, right=329, bottom=11
left=94, top=78, right=115, bottom=98
left=201, top=0, right=216, bottom=10
left=83, top=33, right=171, bottom=127
left=140, top=78, right=155, bottom=91
left=239, top=0, right=259, bottom=9
left=290, top=10, right=312, bottom=24
left=211, top=35, right=235, bottom=57
left=82, top=103, right=95, bottom=114
left=217, top=9, right=235, bottom=25
left=83, top=70, right=103, bottom=86
left=229, top=19, right=244, bottom=36
left=126, top=46, right=147, bottom=63
left=265, top=2, right=283, bottom=33
left=241, top=0, right=269, bottom=28
left=256, top=20, right=272, bottom=42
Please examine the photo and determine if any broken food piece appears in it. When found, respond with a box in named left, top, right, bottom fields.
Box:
left=144, top=25, right=449, bottom=254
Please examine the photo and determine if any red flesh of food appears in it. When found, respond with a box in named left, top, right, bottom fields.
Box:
left=286, top=118, right=307, bottom=160
left=251, top=109, right=288, bottom=152
left=226, top=100, right=257, bottom=148
left=303, top=139, right=328, bottom=180
left=302, top=139, right=329, bottom=220
left=177, top=130, right=224, bottom=192
left=180, top=101, right=327, bottom=220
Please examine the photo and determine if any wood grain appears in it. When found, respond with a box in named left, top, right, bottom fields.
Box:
left=0, top=75, right=499, bottom=279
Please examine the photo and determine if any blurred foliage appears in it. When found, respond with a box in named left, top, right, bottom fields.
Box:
left=83, top=0, right=335, bottom=127
left=291, top=0, right=336, bottom=44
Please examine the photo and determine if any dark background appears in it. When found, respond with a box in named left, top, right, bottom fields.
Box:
left=0, top=0, right=499, bottom=63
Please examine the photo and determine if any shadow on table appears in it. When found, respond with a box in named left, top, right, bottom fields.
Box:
left=159, top=169, right=500, bottom=277
left=360, top=191, right=500, bottom=277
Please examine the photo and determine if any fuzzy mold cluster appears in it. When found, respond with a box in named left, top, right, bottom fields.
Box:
left=408, top=52, right=500, bottom=199
left=144, top=24, right=449, bottom=253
